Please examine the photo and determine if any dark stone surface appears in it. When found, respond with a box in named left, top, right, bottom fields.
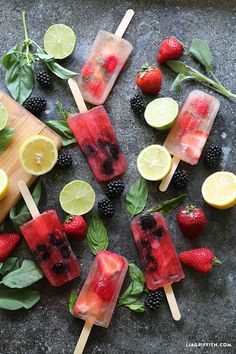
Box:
left=0, top=0, right=235, bottom=353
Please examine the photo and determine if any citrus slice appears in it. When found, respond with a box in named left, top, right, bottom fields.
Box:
left=0, top=103, right=8, bottom=131
left=201, top=171, right=236, bottom=209
left=137, top=145, right=172, bottom=181
left=60, top=180, right=95, bottom=215
left=0, top=169, right=9, bottom=201
left=44, top=24, right=76, bottom=59
left=144, top=97, right=178, bottom=130
left=19, top=135, right=58, bottom=175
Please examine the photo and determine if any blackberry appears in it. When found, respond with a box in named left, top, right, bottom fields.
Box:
left=204, top=144, right=222, bottom=167
left=49, top=233, right=64, bottom=246
left=56, top=151, right=73, bottom=168
left=145, top=288, right=165, bottom=310
left=102, top=159, right=114, bottom=175
left=98, top=198, right=115, bottom=218
left=139, top=214, right=156, bottom=230
left=24, top=96, right=46, bottom=116
left=34, top=244, right=50, bottom=261
left=172, top=170, right=189, bottom=189
left=36, top=70, right=52, bottom=88
left=152, top=228, right=164, bottom=239
left=105, top=179, right=125, bottom=198
left=52, top=262, right=66, bottom=274
left=130, top=94, right=145, bottom=115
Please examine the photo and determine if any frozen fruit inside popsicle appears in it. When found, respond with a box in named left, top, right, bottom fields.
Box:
left=81, top=62, right=95, bottom=80
left=86, top=78, right=105, bottom=98
left=190, top=97, right=209, bottom=117
left=92, top=277, right=116, bottom=302
left=74, top=288, right=103, bottom=317
left=97, top=250, right=126, bottom=277
left=102, top=55, right=119, bottom=74
left=180, top=131, right=208, bottom=160
left=177, top=112, right=198, bottom=131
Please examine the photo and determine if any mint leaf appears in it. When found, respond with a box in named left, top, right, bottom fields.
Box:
left=55, top=101, right=77, bottom=120
left=0, top=258, right=19, bottom=276
left=146, top=194, right=187, bottom=216
left=0, top=128, right=15, bottom=154
left=87, top=213, right=109, bottom=255
left=69, top=290, right=77, bottom=316
left=0, top=289, right=40, bottom=310
left=124, top=301, right=145, bottom=313
left=125, top=177, right=148, bottom=217
left=189, top=39, right=213, bottom=72
left=46, top=120, right=76, bottom=146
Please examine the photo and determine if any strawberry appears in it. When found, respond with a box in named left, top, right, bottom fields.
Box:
left=179, top=248, right=221, bottom=273
left=190, top=97, right=209, bottom=117
left=178, top=112, right=198, bottom=131
left=63, top=215, right=87, bottom=241
left=86, top=78, right=105, bottom=98
left=81, top=62, right=95, bottom=80
left=102, top=55, right=118, bottom=74
left=157, top=37, right=184, bottom=64
left=91, top=277, right=116, bottom=302
left=180, top=131, right=208, bottom=160
left=135, top=64, right=162, bottom=95
left=177, top=205, right=206, bottom=238
left=97, top=250, right=125, bottom=278
left=0, top=233, right=21, bottom=261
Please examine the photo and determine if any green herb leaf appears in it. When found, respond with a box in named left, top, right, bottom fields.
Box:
left=0, top=258, right=19, bottom=276
left=0, top=128, right=15, bottom=154
left=167, top=60, right=194, bottom=75
left=34, top=51, right=53, bottom=62
left=0, top=221, right=5, bottom=232
left=68, top=290, right=77, bottom=316
left=0, top=289, right=40, bottom=310
left=2, top=45, right=20, bottom=69
left=125, top=177, right=148, bottom=217
left=46, top=120, right=76, bottom=146
left=46, top=61, right=78, bottom=80
left=171, top=73, right=186, bottom=92
left=146, top=194, right=187, bottom=216
left=124, top=301, right=145, bottom=313
left=55, top=101, right=77, bottom=120
left=189, top=39, right=213, bottom=72
left=128, top=263, right=145, bottom=283
left=87, top=213, right=109, bottom=255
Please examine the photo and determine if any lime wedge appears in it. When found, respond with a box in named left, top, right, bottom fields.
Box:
left=137, top=145, right=172, bottom=181
left=44, top=24, right=76, bottom=59
left=144, top=97, right=178, bottom=130
left=0, top=103, right=8, bottom=131
left=60, top=180, right=95, bottom=215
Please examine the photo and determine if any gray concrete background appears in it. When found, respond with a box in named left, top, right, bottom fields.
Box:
left=0, top=0, right=235, bottom=353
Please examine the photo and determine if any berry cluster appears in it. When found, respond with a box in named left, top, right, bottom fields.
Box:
left=98, top=179, right=125, bottom=218
left=145, top=288, right=165, bottom=310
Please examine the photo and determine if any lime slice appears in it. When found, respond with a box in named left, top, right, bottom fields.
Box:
left=137, top=145, right=172, bottom=181
left=0, top=169, right=9, bottom=201
left=0, top=103, right=8, bottom=131
left=60, top=180, right=95, bottom=215
left=144, top=97, right=178, bottom=130
left=44, top=24, right=76, bottom=59
left=201, top=171, right=236, bottom=209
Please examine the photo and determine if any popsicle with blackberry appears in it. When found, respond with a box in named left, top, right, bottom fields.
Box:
left=73, top=251, right=128, bottom=354
left=18, top=180, right=81, bottom=286
left=159, top=90, right=220, bottom=191
left=77, top=9, right=134, bottom=105
left=131, top=212, right=184, bottom=320
left=68, top=79, right=126, bottom=182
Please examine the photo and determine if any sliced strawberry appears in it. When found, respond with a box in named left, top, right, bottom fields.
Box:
left=97, top=251, right=125, bottom=277
left=178, top=112, right=198, bottom=131
left=103, top=55, right=118, bottom=74
left=86, top=78, right=105, bottom=98
left=91, top=277, right=116, bottom=302
left=190, top=97, right=209, bottom=117
left=180, top=131, right=208, bottom=160
left=81, top=62, right=95, bottom=80
left=74, top=289, right=102, bottom=316
left=0, top=233, right=21, bottom=261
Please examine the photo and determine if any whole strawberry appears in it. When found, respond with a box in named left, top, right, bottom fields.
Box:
left=179, top=248, right=221, bottom=273
left=177, top=204, right=206, bottom=238
left=135, top=64, right=162, bottom=95
left=157, top=37, right=184, bottom=64
left=63, top=215, right=87, bottom=241
left=0, top=233, right=21, bottom=261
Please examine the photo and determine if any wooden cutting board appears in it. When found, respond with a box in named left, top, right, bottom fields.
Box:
left=0, top=90, right=62, bottom=224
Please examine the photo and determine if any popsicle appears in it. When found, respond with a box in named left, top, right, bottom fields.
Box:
left=18, top=181, right=81, bottom=286
left=68, top=79, right=126, bottom=182
left=73, top=250, right=128, bottom=354
left=77, top=9, right=134, bottom=105
left=159, top=90, right=220, bottom=192
left=131, top=212, right=184, bottom=320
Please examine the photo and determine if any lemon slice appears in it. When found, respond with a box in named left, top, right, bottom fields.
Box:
left=137, top=145, right=172, bottom=181
left=144, top=98, right=178, bottom=130
left=0, top=103, right=8, bottom=131
left=0, top=169, right=9, bottom=201
left=60, top=180, right=95, bottom=215
left=44, top=24, right=76, bottom=59
left=19, top=135, right=58, bottom=175
left=201, top=171, right=236, bottom=209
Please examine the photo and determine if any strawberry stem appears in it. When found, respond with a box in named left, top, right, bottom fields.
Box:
left=213, top=257, right=222, bottom=266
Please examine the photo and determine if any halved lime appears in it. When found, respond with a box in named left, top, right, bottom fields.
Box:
left=137, top=145, right=172, bottom=181
left=144, top=97, right=178, bottom=130
left=0, top=103, right=8, bottom=131
left=60, top=180, right=95, bottom=215
left=44, top=24, right=76, bottom=59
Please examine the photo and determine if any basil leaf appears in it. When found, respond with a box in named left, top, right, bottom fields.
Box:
left=125, top=177, right=148, bottom=217
left=124, top=301, right=145, bottom=313
left=46, top=61, right=78, bottom=80
left=87, top=213, right=108, bottom=255
left=68, top=290, right=77, bottom=316
left=128, top=263, right=145, bottom=284
left=0, top=128, right=15, bottom=154
left=171, top=73, right=186, bottom=92
left=147, top=194, right=187, bottom=216
left=34, top=52, right=54, bottom=62
left=189, top=39, right=213, bottom=72
left=0, top=289, right=40, bottom=310
left=167, top=60, right=194, bottom=76
left=2, top=45, right=20, bottom=69
left=5, top=61, right=35, bottom=104
left=55, top=101, right=77, bottom=120
left=46, top=120, right=76, bottom=146
left=0, top=258, right=19, bottom=276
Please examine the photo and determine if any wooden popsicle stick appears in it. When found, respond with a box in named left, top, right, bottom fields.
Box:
left=115, top=9, right=135, bottom=37
left=74, top=322, right=93, bottom=354
left=163, top=283, right=181, bottom=321
left=159, top=156, right=180, bottom=192
left=68, top=78, right=88, bottom=113
left=17, top=180, right=40, bottom=218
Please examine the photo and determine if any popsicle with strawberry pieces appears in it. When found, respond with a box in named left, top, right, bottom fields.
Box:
left=159, top=90, right=220, bottom=192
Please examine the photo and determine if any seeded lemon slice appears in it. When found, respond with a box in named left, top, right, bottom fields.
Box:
left=137, top=145, right=172, bottom=181
left=0, top=103, right=8, bottom=131
left=19, top=135, right=58, bottom=175
left=44, top=24, right=76, bottom=59
left=0, top=169, right=9, bottom=201
left=144, top=98, right=178, bottom=130
left=201, top=171, right=236, bottom=209
left=60, top=180, right=95, bottom=215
